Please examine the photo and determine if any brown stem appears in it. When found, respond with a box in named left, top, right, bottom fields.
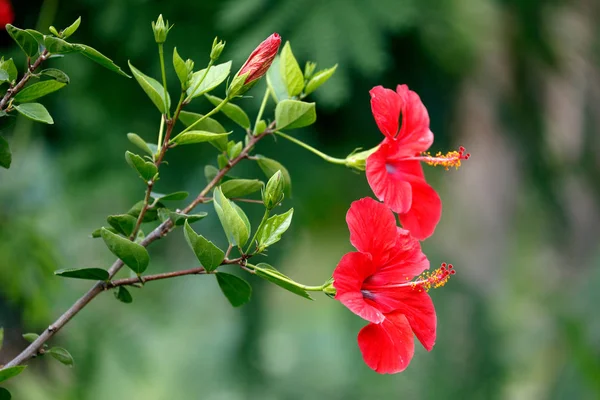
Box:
left=107, top=266, right=207, bottom=287
left=0, top=50, right=49, bottom=111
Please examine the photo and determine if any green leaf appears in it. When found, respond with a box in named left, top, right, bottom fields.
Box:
left=220, top=179, right=263, bottom=198
left=100, top=228, right=149, bottom=274
left=128, top=61, right=170, bottom=113
left=49, top=26, right=60, bottom=37
left=204, top=165, right=219, bottom=183
left=0, top=387, right=10, bottom=400
left=13, top=80, right=67, bottom=103
left=280, top=42, right=304, bottom=97
left=62, top=17, right=81, bottom=39
left=226, top=141, right=243, bottom=160
left=257, top=209, right=293, bottom=250
left=125, top=151, right=157, bottom=181
left=22, top=333, right=39, bottom=343
left=54, top=268, right=109, bottom=281
left=171, top=130, right=229, bottom=146
left=115, top=286, right=133, bottom=303
left=213, top=187, right=250, bottom=247
left=0, top=59, right=17, bottom=82
left=107, top=214, right=138, bottom=236
left=173, top=47, right=188, bottom=87
left=266, top=56, right=288, bottom=103
left=43, top=36, right=81, bottom=54
left=183, top=221, right=224, bottom=272
left=158, top=209, right=207, bottom=226
left=0, top=136, right=11, bottom=169
left=178, top=111, right=228, bottom=151
left=47, top=347, right=74, bottom=367
left=24, top=29, right=44, bottom=44
left=0, top=69, right=9, bottom=83
left=91, top=226, right=118, bottom=238
left=127, top=201, right=161, bottom=223
left=275, top=100, right=316, bottom=130
left=304, top=64, right=337, bottom=96
left=150, top=191, right=188, bottom=202
left=205, top=94, right=250, bottom=129
left=216, top=272, right=252, bottom=307
left=40, top=68, right=70, bottom=84
left=14, top=103, right=53, bottom=124
left=187, top=61, right=231, bottom=99
left=6, top=25, right=38, bottom=57
left=255, top=155, right=292, bottom=197
left=127, top=133, right=154, bottom=157
left=254, top=263, right=312, bottom=300
left=0, top=366, right=26, bottom=384
left=76, top=44, right=130, bottom=77
left=0, top=327, right=3, bottom=351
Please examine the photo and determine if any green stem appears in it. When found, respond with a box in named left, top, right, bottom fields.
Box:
left=245, top=208, right=270, bottom=254
left=156, top=115, right=165, bottom=153
left=274, top=130, right=346, bottom=166
left=184, top=59, right=214, bottom=103
left=158, top=43, right=170, bottom=119
left=245, top=263, right=326, bottom=292
left=172, top=97, right=230, bottom=139
left=252, top=87, right=271, bottom=135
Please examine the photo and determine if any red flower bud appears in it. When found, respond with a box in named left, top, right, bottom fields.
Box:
left=0, top=0, right=14, bottom=28
left=237, top=33, right=281, bottom=84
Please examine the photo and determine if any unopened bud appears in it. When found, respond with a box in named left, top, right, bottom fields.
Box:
left=152, top=14, right=171, bottom=44
left=211, top=37, right=226, bottom=61
left=304, top=61, right=317, bottom=80
left=344, top=146, right=379, bottom=171
left=262, top=170, right=285, bottom=210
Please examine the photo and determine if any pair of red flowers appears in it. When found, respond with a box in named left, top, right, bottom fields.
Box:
left=333, top=85, right=466, bottom=373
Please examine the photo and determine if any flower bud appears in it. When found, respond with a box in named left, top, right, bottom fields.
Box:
left=262, top=170, right=285, bottom=210
left=304, top=61, right=317, bottom=80
left=228, top=33, right=281, bottom=97
left=210, top=37, right=226, bottom=61
left=152, top=14, right=171, bottom=44
left=344, top=146, right=379, bottom=171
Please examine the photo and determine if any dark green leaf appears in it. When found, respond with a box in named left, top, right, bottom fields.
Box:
left=204, top=165, right=219, bottom=184
left=205, top=94, right=250, bottom=129
left=54, top=268, right=109, bottom=281
left=127, top=133, right=154, bottom=157
left=43, top=36, right=81, bottom=54
left=6, top=25, right=38, bottom=57
left=40, top=68, right=70, bottom=84
left=280, top=42, right=304, bottom=97
left=255, top=155, right=292, bottom=197
left=107, top=214, right=138, bottom=236
left=47, top=347, right=74, bottom=367
left=213, top=187, right=250, bottom=247
left=13, top=80, right=67, bottom=103
left=128, top=61, right=170, bottom=113
left=14, top=103, right=53, bottom=124
left=0, top=59, right=17, bottom=83
left=254, top=263, right=312, bottom=300
left=115, top=286, right=133, bottom=303
left=150, top=191, right=188, bottom=202
left=178, top=110, right=228, bottom=151
left=158, top=209, right=207, bottom=226
left=0, top=387, right=10, bottom=400
left=61, top=17, right=81, bottom=39
left=0, top=366, right=26, bottom=384
left=216, top=272, right=252, bottom=307
left=275, top=100, right=316, bottom=130
left=220, top=179, right=263, bottom=198
left=304, top=64, right=337, bottom=95
left=257, top=208, right=293, bottom=250
left=100, top=228, right=149, bottom=274
left=0, top=69, right=9, bottom=83
left=91, top=226, right=118, bottom=238
left=24, top=29, right=44, bottom=44
left=187, top=61, right=231, bottom=98
left=76, top=44, right=130, bottom=77
left=171, top=130, right=229, bottom=146
left=0, top=136, right=11, bottom=169
left=125, top=151, right=157, bottom=181
left=183, top=221, right=224, bottom=271
left=172, top=47, right=188, bottom=87
left=127, top=201, right=160, bottom=223
left=22, top=333, right=39, bottom=343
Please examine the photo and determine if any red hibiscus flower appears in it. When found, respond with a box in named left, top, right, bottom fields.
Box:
left=0, top=0, right=14, bottom=28
left=333, top=197, right=454, bottom=373
left=366, top=84, right=469, bottom=240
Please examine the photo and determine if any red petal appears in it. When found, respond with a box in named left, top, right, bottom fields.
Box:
left=398, top=180, right=442, bottom=240
left=395, top=85, right=433, bottom=153
left=358, top=312, right=415, bottom=374
left=346, top=197, right=397, bottom=264
left=333, top=252, right=385, bottom=324
left=370, top=86, right=403, bottom=140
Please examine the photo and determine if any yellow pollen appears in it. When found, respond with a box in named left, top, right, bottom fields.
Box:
left=421, top=146, right=470, bottom=171
left=411, top=263, right=455, bottom=292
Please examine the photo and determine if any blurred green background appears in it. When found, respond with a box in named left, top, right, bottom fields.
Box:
left=2, top=0, right=600, bottom=398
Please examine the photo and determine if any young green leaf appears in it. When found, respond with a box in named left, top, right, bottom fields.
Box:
left=5, top=25, right=38, bottom=57
left=61, top=17, right=81, bottom=39
left=127, top=201, right=161, bottom=223
left=171, top=131, right=229, bottom=146
left=159, top=210, right=207, bottom=226
left=178, top=110, right=228, bottom=151
left=150, top=191, right=189, bottom=202
left=275, top=100, right=316, bottom=130
left=255, top=155, right=292, bottom=197
left=49, top=26, right=60, bottom=37
left=0, top=69, right=9, bottom=83
left=204, top=165, right=219, bottom=183
left=0, top=387, right=10, bottom=400
left=0, top=366, right=26, bottom=384
left=22, top=333, right=40, bottom=343
left=254, top=263, right=312, bottom=300
left=304, top=64, right=337, bottom=96
left=40, top=68, right=70, bottom=84
left=0, top=136, right=11, bottom=169
left=183, top=221, right=224, bottom=271
left=47, top=347, right=74, bottom=367
left=220, top=179, right=263, bottom=198
left=125, top=151, right=158, bottom=181
left=100, top=228, right=149, bottom=274
left=213, top=187, right=250, bottom=247
left=216, top=272, right=252, bottom=307
left=0, top=59, right=17, bottom=82
left=13, top=80, right=67, bottom=103
left=256, top=209, right=293, bottom=251
left=127, top=133, right=154, bottom=157
left=205, top=94, right=251, bottom=129
left=128, top=61, right=170, bottom=114
left=172, top=47, right=188, bottom=87
left=76, top=44, right=130, bottom=77
left=115, top=286, right=133, bottom=303
left=226, top=141, right=243, bottom=160
left=107, top=214, right=138, bottom=236
left=14, top=103, right=54, bottom=124
left=54, top=268, right=110, bottom=281
left=187, top=61, right=232, bottom=98
left=266, top=56, right=288, bottom=103
left=280, top=42, right=304, bottom=97
left=43, top=36, right=81, bottom=54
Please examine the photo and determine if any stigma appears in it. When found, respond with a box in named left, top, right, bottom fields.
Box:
left=411, top=263, right=456, bottom=292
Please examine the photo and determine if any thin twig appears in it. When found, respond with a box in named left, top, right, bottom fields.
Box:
left=0, top=50, right=49, bottom=111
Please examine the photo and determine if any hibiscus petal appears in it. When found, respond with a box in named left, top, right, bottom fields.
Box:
left=395, top=85, right=433, bottom=153
left=357, top=312, right=415, bottom=374
left=370, top=86, right=403, bottom=140
left=399, top=179, right=442, bottom=240
left=346, top=197, right=397, bottom=263
left=333, top=252, right=385, bottom=324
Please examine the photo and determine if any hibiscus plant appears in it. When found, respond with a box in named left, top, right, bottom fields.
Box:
left=0, top=13, right=469, bottom=395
